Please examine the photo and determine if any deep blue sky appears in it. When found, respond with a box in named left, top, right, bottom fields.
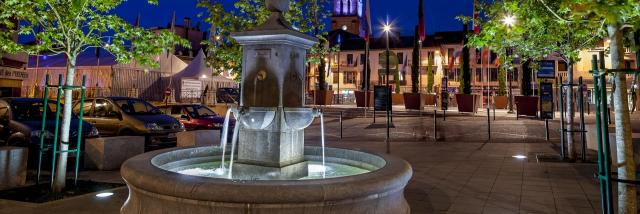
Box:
left=116, top=0, right=473, bottom=37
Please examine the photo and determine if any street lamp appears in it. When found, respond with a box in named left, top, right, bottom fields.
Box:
left=383, top=22, right=392, bottom=154
left=502, top=14, right=516, bottom=114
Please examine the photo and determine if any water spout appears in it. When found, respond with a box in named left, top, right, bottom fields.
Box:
left=218, top=107, right=233, bottom=171
left=228, top=108, right=243, bottom=179
left=319, top=112, right=326, bottom=178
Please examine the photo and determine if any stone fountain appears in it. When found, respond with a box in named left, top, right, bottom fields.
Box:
left=120, top=0, right=412, bottom=213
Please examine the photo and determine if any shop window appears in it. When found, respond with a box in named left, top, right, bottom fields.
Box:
left=344, top=72, right=356, bottom=84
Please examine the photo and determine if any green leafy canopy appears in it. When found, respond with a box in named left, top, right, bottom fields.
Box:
left=0, top=0, right=189, bottom=67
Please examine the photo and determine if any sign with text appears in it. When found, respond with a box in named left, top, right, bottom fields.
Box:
left=374, top=85, right=390, bottom=111
left=0, top=67, right=28, bottom=80
left=537, top=60, right=556, bottom=79
left=540, top=82, right=554, bottom=119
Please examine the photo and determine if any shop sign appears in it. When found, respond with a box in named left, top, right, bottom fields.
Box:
left=0, top=67, right=28, bottom=80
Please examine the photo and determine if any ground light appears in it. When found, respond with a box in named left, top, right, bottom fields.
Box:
left=512, top=155, right=527, bottom=159
left=95, top=192, right=114, bottom=198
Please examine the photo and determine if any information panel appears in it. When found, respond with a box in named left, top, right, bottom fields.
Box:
left=537, top=60, right=556, bottom=79
left=540, top=82, right=554, bottom=119
left=374, top=85, right=390, bottom=111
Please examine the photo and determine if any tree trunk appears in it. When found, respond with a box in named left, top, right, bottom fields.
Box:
left=566, top=60, right=576, bottom=160
left=53, top=56, right=76, bottom=192
left=608, top=24, right=637, bottom=213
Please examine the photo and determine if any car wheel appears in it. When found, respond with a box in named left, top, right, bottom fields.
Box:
left=119, top=129, right=135, bottom=136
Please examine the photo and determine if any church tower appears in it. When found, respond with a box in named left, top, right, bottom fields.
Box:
left=331, top=0, right=363, bottom=35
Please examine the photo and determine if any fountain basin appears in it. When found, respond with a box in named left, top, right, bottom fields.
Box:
left=120, top=146, right=412, bottom=214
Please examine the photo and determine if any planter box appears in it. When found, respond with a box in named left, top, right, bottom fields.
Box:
left=455, top=94, right=479, bottom=113
left=391, top=94, right=404, bottom=105
left=314, top=90, right=333, bottom=105
left=403, top=93, right=424, bottom=110
left=355, top=91, right=373, bottom=107
left=85, top=136, right=145, bottom=170
left=515, top=96, right=539, bottom=118
left=424, top=94, right=436, bottom=106
left=177, top=130, right=221, bottom=147
left=493, top=96, right=508, bottom=109
left=0, top=147, right=27, bottom=190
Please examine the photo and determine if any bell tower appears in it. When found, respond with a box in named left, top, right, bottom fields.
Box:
left=331, top=0, right=362, bottom=35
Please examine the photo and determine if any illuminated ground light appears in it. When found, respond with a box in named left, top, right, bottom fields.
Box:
left=512, top=155, right=527, bottom=159
left=95, top=192, right=114, bottom=198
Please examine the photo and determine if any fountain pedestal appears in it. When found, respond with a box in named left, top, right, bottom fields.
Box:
left=232, top=4, right=317, bottom=168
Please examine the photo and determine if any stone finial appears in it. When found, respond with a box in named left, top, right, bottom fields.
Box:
left=266, top=0, right=289, bottom=13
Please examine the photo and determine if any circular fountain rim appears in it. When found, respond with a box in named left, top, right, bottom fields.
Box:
left=121, top=146, right=412, bottom=204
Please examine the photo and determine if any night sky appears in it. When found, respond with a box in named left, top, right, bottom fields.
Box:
left=116, top=0, right=473, bottom=37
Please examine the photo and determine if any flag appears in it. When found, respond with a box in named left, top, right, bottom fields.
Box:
left=359, top=0, right=372, bottom=41
left=418, top=0, right=425, bottom=41
left=170, top=11, right=176, bottom=33
left=135, top=13, right=141, bottom=27
left=473, top=0, right=481, bottom=34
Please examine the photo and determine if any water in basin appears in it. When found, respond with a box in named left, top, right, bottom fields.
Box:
left=169, top=160, right=371, bottom=180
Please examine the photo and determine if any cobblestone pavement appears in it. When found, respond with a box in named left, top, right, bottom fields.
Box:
left=2, top=107, right=635, bottom=214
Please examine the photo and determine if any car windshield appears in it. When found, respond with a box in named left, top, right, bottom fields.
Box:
left=184, top=105, right=217, bottom=118
left=114, top=99, right=161, bottom=115
left=11, top=100, right=74, bottom=121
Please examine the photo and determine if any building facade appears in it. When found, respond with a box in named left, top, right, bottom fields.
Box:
left=0, top=19, right=29, bottom=98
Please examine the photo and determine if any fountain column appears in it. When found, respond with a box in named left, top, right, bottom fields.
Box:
left=231, top=0, right=317, bottom=169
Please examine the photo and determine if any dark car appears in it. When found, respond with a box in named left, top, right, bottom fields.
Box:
left=0, top=98, right=99, bottom=167
left=216, top=88, right=239, bottom=104
left=158, top=104, right=235, bottom=131
left=73, top=97, right=184, bottom=149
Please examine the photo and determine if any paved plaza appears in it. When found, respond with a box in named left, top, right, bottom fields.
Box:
left=2, top=107, right=635, bottom=214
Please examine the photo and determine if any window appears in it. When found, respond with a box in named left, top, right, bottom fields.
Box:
left=185, top=105, right=217, bottom=118
left=447, top=48, right=455, bottom=65
left=397, top=52, right=404, bottom=64
left=427, top=51, right=434, bottom=65
left=476, top=49, right=482, bottom=64
left=114, top=99, right=160, bottom=115
left=171, top=106, right=183, bottom=115
left=360, top=54, right=365, bottom=65
left=0, top=101, right=8, bottom=121
left=475, top=68, right=482, bottom=82
left=347, top=54, right=354, bottom=65
left=512, top=68, right=519, bottom=81
left=333, top=72, right=339, bottom=83
left=73, top=100, right=93, bottom=116
left=11, top=101, right=62, bottom=121
left=344, top=71, right=356, bottom=84
left=558, top=61, right=568, bottom=71
left=94, top=99, right=116, bottom=118
left=490, top=68, right=499, bottom=82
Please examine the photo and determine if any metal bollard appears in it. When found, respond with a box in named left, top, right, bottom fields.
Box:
left=579, top=77, right=586, bottom=161
left=545, top=119, right=549, bottom=141
left=340, top=111, right=343, bottom=139
left=434, top=109, right=437, bottom=141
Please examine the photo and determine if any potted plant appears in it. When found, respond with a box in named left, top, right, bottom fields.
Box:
left=311, top=35, right=337, bottom=105
left=424, top=52, right=437, bottom=106
left=493, top=66, right=509, bottom=109
left=356, top=47, right=372, bottom=107
left=404, top=25, right=425, bottom=110
left=455, top=19, right=479, bottom=113
left=515, top=59, right=539, bottom=118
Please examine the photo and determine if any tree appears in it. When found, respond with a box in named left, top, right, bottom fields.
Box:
left=497, top=66, right=507, bottom=96
left=411, top=26, right=420, bottom=94
left=469, top=0, right=603, bottom=161
left=426, top=52, right=434, bottom=93
left=0, top=0, right=187, bottom=192
left=459, top=18, right=471, bottom=95
left=198, top=0, right=335, bottom=81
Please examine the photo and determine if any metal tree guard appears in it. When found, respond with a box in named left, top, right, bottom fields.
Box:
left=590, top=53, right=640, bottom=214
left=37, top=74, right=87, bottom=188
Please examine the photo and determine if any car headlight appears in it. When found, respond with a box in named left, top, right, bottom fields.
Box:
left=144, top=123, right=162, bottom=131
left=177, top=122, right=185, bottom=131
left=31, top=130, right=54, bottom=139
left=89, top=126, right=100, bottom=137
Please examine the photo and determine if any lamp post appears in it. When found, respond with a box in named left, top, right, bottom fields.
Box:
left=502, top=14, right=516, bottom=114
left=383, top=23, right=392, bottom=154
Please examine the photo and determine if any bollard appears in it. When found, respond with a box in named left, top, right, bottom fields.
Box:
left=492, top=96, right=496, bottom=121
left=545, top=119, right=550, bottom=141
left=443, top=109, right=446, bottom=121
left=579, top=77, right=586, bottom=161
left=559, top=77, right=565, bottom=159
left=487, top=103, right=491, bottom=140
left=433, top=109, right=437, bottom=141
left=339, top=111, right=343, bottom=139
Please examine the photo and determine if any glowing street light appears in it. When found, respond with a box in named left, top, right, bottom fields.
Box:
left=502, top=14, right=516, bottom=28
left=383, top=24, right=392, bottom=33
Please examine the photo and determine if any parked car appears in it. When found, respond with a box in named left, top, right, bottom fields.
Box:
left=0, top=97, right=99, bottom=167
left=157, top=104, right=235, bottom=131
left=73, top=97, right=184, bottom=149
left=216, top=87, right=239, bottom=104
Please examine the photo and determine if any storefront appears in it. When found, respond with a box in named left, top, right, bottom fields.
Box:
left=0, top=66, right=28, bottom=97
